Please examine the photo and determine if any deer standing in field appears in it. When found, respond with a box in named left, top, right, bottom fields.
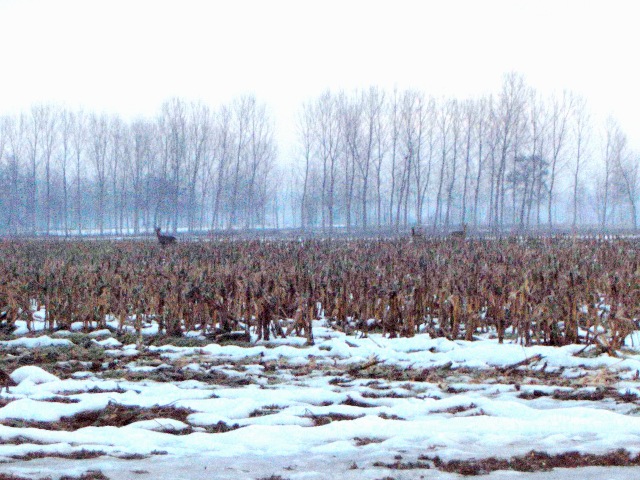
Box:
left=411, top=226, right=425, bottom=241
left=450, top=224, right=467, bottom=239
left=155, top=227, right=176, bottom=246
left=0, top=368, right=16, bottom=393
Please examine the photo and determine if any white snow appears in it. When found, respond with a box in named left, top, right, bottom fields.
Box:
left=124, top=418, right=190, bottom=432
left=0, top=335, right=73, bottom=348
left=93, top=337, right=123, bottom=348
left=1, top=324, right=640, bottom=479
left=10, top=365, right=60, bottom=385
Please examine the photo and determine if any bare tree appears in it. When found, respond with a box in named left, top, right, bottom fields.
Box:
left=109, top=116, right=125, bottom=234
left=186, top=102, right=211, bottom=232
left=493, top=73, right=527, bottom=228
left=211, top=104, right=233, bottom=229
left=161, top=98, right=188, bottom=232
left=460, top=99, right=476, bottom=225
left=72, top=110, right=86, bottom=234
left=525, top=91, right=548, bottom=228
left=296, top=100, right=315, bottom=229
left=404, top=91, right=429, bottom=226
left=433, top=98, right=452, bottom=228
left=600, top=117, right=618, bottom=229
left=118, top=124, right=133, bottom=233
left=472, top=96, right=489, bottom=227
left=341, top=91, right=360, bottom=231
left=153, top=113, right=172, bottom=230
left=316, top=91, right=341, bottom=232
left=372, top=90, right=388, bottom=228
left=7, top=115, right=27, bottom=234
left=546, top=91, right=574, bottom=226
left=509, top=96, right=527, bottom=226
left=486, top=106, right=499, bottom=227
left=388, top=88, right=401, bottom=229
left=129, top=120, right=153, bottom=234
left=609, top=125, right=638, bottom=229
left=444, top=99, right=461, bottom=228
left=571, top=96, right=590, bottom=228
left=0, top=116, right=10, bottom=232
left=228, top=96, right=252, bottom=229
left=0, top=116, right=6, bottom=167
left=58, top=108, right=74, bottom=235
left=245, top=100, right=276, bottom=228
left=89, top=113, right=109, bottom=235
left=358, top=87, right=385, bottom=229
left=26, top=107, right=43, bottom=232
left=39, top=106, right=58, bottom=235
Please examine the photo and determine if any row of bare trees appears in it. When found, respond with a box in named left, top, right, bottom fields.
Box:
left=0, top=73, right=638, bottom=235
left=0, top=96, right=276, bottom=235
left=294, top=73, right=640, bottom=232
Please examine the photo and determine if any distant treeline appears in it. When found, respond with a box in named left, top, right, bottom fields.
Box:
left=0, top=72, right=637, bottom=235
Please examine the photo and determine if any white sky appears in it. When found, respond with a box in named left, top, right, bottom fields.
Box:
left=0, top=0, right=639, bottom=155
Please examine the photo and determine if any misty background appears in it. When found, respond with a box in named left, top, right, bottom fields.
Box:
left=0, top=0, right=638, bottom=235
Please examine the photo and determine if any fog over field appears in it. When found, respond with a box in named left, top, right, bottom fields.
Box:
left=0, top=0, right=639, bottom=234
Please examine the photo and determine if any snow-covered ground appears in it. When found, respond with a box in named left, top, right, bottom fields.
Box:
left=2, top=320, right=640, bottom=479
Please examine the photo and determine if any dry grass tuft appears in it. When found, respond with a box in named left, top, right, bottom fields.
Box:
left=424, top=449, right=640, bottom=475
left=0, top=402, right=195, bottom=432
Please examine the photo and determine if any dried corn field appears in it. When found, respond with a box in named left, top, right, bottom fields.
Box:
left=3, top=236, right=640, bottom=479
left=1, top=236, right=639, bottom=351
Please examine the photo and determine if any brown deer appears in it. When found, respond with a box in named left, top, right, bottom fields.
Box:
left=450, top=224, right=467, bottom=239
left=0, top=368, right=16, bottom=393
left=411, top=226, right=425, bottom=239
left=155, top=227, right=177, bottom=246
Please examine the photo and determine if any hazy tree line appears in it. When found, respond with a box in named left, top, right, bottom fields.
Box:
left=294, top=73, right=639, bottom=233
left=0, top=73, right=638, bottom=236
left=0, top=96, right=277, bottom=235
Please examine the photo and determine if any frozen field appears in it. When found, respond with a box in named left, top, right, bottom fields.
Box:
left=2, top=319, right=640, bottom=479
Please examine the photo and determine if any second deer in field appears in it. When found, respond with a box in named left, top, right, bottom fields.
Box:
left=450, top=224, right=467, bottom=239
left=155, top=227, right=176, bottom=246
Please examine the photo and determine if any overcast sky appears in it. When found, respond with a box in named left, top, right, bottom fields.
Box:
left=1, top=0, right=638, bottom=154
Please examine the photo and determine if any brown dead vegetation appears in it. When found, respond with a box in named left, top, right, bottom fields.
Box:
left=353, top=437, right=384, bottom=446
left=0, top=402, right=195, bottom=432
left=304, top=411, right=365, bottom=426
left=373, top=459, right=432, bottom=470
left=519, top=386, right=638, bottom=403
left=423, top=449, right=640, bottom=475
left=10, top=449, right=105, bottom=462
left=0, top=237, right=638, bottom=349
left=60, top=472, right=110, bottom=480
left=0, top=469, right=110, bottom=480
left=341, top=396, right=377, bottom=408
left=201, top=420, right=240, bottom=433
